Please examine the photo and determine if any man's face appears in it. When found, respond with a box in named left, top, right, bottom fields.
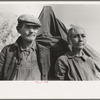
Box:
left=19, top=23, right=38, bottom=41
left=70, top=28, right=87, bottom=49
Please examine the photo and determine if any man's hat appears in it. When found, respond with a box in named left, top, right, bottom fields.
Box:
left=18, top=14, right=41, bottom=27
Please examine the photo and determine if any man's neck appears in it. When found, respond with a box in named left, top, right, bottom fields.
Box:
left=21, top=39, right=35, bottom=49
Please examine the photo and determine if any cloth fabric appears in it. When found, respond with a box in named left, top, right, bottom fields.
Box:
left=20, top=40, right=36, bottom=59
left=37, top=6, right=68, bottom=40
left=0, top=36, right=50, bottom=80
left=55, top=51, right=100, bottom=80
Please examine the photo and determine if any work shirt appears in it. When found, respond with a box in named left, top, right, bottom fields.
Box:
left=14, top=42, right=41, bottom=80
left=55, top=52, right=100, bottom=80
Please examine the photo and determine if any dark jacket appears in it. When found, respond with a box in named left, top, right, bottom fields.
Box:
left=0, top=37, right=50, bottom=80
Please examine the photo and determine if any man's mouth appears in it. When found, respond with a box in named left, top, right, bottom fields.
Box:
left=27, top=34, right=35, bottom=37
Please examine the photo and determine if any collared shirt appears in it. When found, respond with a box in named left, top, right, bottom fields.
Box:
left=20, top=41, right=37, bottom=59
left=55, top=51, right=100, bottom=80
left=14, top=41, right=41, bottom=80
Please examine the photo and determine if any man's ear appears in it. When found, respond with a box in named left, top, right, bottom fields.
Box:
left=16, top=26, right=21, bottom=34
left=16, top=22, right=23, bottom=34
left=16, top=26, right=19, bottom=33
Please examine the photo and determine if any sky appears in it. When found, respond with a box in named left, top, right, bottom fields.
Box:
left=0, top=1, right=100, bottom=54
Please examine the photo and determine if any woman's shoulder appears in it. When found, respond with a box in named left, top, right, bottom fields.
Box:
left=57, top=53, right=69, bottom=62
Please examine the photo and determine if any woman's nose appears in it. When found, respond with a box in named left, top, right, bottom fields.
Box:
left=79, top=35, right=83, bottom=41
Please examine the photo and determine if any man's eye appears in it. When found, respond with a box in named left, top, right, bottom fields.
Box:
left=27, top=26, right=31, bottom=28
left=25, top=25, right=38, bottom=30
left=25, top=25, right=31, bottom=28
left=33, top=27, right=38, bottom=30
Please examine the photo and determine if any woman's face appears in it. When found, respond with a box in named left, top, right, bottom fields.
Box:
left=70, top=28, right=87, bottom=50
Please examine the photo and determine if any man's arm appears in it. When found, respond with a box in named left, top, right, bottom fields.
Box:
left=0, top=48, right=6, bottom=79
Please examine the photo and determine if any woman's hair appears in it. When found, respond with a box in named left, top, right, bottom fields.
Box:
left=67, top=25, right=85, bottom=44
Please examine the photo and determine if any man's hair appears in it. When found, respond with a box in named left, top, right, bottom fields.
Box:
left=16, top=21, right=24, bottom=32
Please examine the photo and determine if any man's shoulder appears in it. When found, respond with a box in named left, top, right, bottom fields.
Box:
left=1, top=43, right=17, bottom=53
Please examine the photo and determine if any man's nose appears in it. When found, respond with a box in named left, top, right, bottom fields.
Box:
left=29, top=27, right=34, bottom=33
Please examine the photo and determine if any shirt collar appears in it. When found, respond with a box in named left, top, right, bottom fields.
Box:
left=66, top=51, right=88, bottom=61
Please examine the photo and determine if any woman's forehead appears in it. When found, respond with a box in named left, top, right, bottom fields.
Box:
left=69, top=26, right=86, bottom=35
left=73, top=28, right=86, bottom=35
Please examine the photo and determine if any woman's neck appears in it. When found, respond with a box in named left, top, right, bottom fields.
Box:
left=71, top=47, right=83, bottom=56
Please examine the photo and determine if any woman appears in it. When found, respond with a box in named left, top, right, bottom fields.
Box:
left=55, top=25, right=100, bottom=80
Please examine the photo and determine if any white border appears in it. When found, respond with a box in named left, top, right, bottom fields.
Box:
left=0, top=1, right=100, bottom=4
left=0, top=1, right=100, bottom=99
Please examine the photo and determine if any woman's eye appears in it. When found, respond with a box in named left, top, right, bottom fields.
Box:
left=73, top=35, right=78, bottom=38
left=82, top=35, right=86, bottom=38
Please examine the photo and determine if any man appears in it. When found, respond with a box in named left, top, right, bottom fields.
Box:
left=55, top=25, right=100, bottom=80
left=0, top=14, right=50, bottom=80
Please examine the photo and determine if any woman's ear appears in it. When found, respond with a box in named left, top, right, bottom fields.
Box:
left=67, top=35, right=72, bottom=45
left=67, top=34, right=72, bottom=51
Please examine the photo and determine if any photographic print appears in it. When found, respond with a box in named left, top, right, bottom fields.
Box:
left=0, top=1, right=100, bottom=99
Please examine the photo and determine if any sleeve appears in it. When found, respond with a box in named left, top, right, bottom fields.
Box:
left=88, top=57, right=100, bottom=79
left=92, top=58, right=100, bottom=79
left=0, top=47, right=6, bottom=79
left=55, top=57, right=67, bottom=80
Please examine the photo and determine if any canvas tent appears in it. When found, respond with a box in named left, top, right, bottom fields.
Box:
left=36, top=6, right=100, bottom=80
